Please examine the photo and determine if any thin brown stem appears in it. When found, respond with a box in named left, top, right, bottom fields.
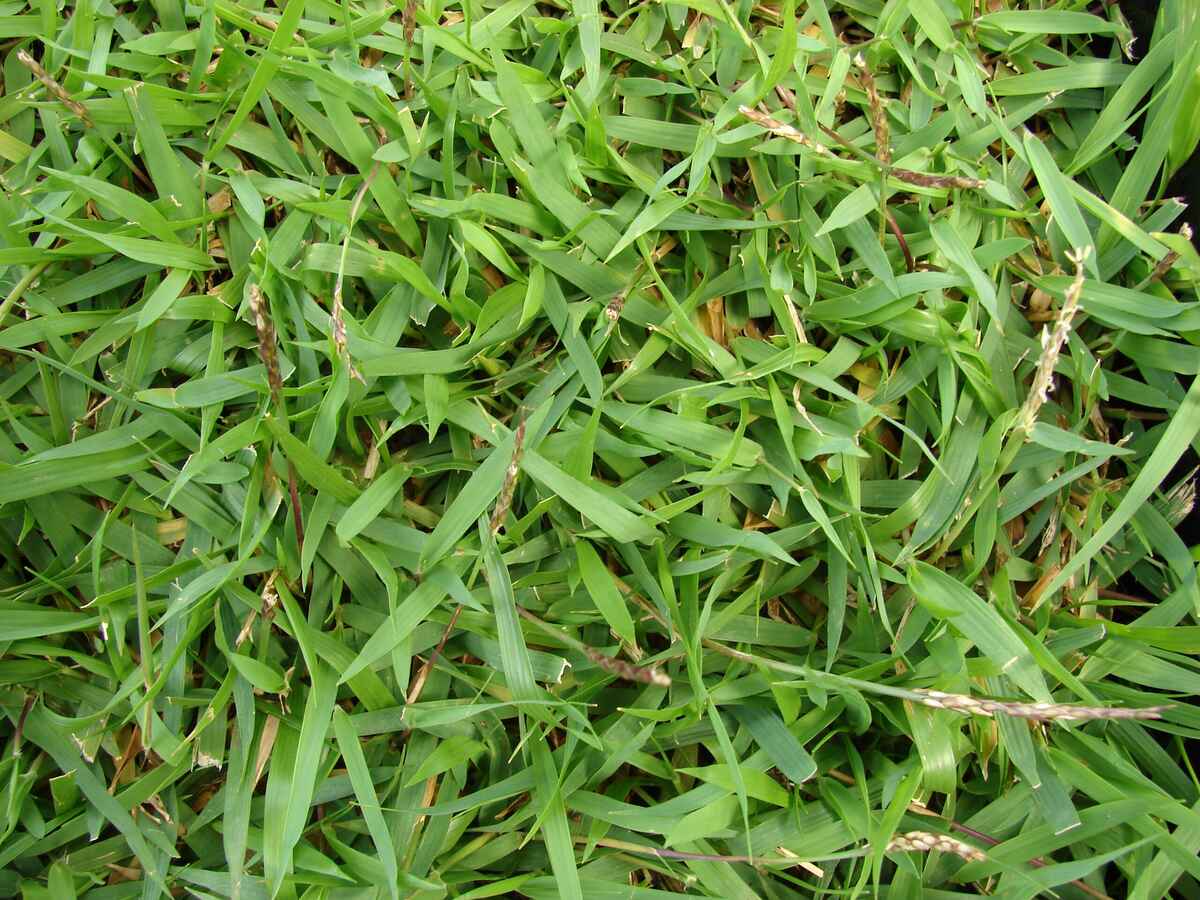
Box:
left=884, top=209, right=915, bottom=272
left=1134, top=224, right=1189, bottom=291
left=407, top=604, right=464, bottom=704
left=12, top=693, right=36, bottom=755
left=287, top=464, right=304, bottom=555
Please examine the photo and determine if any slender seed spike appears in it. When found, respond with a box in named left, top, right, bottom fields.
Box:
left=249, top=282, right=283, bottom=404
left=490, top=419, right=526, bottom=534
left=886, top=831, right=986, bottom=862
left=914, top=689, right=1169, bottom=721
left=332, top=167, right=380, bottom=385
left=583, top=647, right=671, bottom=686
left=739, top=105, right=832, bottom=156
left=890, top=168, right=985, bottom=190
left=1016, top=246, right=1090, bottom=438
left=855, top=53, right=890, bottom=165
left=16, top=50, right=92, bottom=124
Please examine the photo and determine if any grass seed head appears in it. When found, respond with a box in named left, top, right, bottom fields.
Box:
left=1016, top=246, right=1090, bottom=438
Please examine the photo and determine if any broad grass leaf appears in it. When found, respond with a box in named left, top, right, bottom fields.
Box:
left=907, top=561, right=1049, bottom=701
left=420, top=430, right=518, bottom=571
left=340, top=569, right=457, bottom=683
left=731, top=705, right=817, bottom=784
left=335, top=464, right=409, bottom=544
left=1023, top=131, right=1097, bottom=275
left=576, top=539, right=637, bottom=644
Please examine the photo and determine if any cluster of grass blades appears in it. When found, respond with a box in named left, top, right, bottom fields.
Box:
left=3, top=0, right=1200, bottom=896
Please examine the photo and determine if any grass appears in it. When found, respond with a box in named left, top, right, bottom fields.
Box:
left=1, top=0, right=1200, bottom=896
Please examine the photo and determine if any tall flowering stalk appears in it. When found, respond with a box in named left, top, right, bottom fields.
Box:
left=250, top=282, right=304, bottom=552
